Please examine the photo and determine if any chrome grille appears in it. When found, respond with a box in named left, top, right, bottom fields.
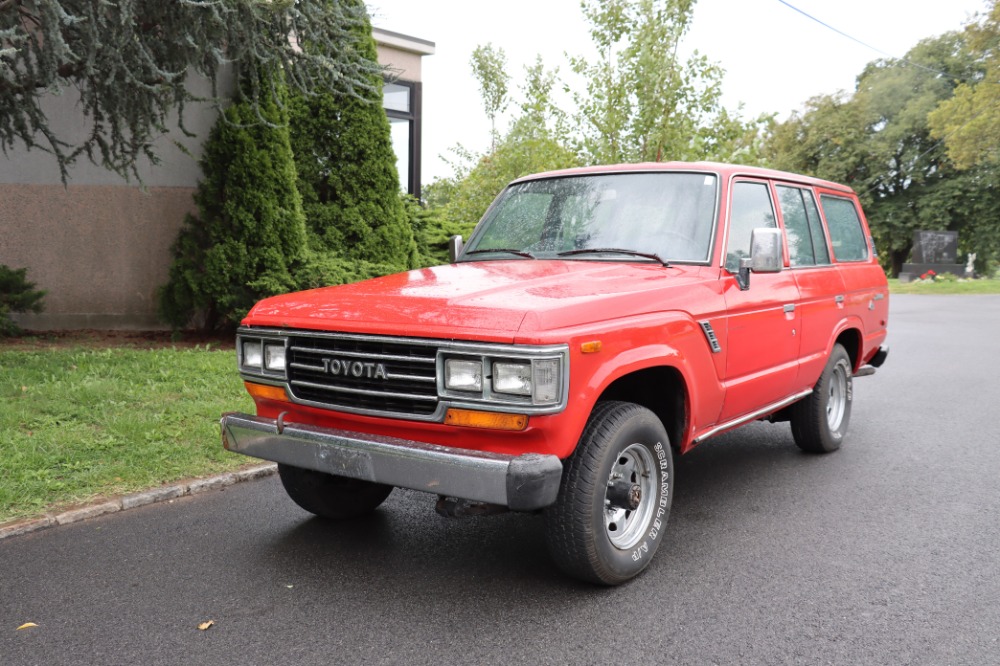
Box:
left=286, top=335, right=439, bottom=417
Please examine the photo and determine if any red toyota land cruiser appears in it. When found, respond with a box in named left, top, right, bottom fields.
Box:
left=221, top=162, right=889, bottom=585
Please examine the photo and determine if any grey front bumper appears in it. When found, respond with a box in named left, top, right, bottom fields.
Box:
left=220, top=413, right=563, bottom=511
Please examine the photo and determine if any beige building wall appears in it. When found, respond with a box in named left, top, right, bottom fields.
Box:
left=0, top=75, right=223, bottom=330
left=1, top=31, right=432, bottom=331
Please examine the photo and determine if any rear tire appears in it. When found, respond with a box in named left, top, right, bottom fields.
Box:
left=277, top=464, right=393, bottom=519
left=545, top=401, right=674, bottom=585
left=790, top=343, right=853, bottom=453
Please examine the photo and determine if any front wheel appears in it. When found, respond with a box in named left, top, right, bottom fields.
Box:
left=277, top=464, right=393, bottom=519
left=545, top=402, right=674, bottom=585
left=790, top=343, right=853, bottom=453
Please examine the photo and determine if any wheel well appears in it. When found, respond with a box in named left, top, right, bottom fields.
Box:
left=835, top=328, right=862, bottom=370
left=596, top=367, right=687, bottom=451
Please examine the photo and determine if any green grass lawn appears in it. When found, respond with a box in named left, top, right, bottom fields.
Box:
left=888, top=276, right=1000, bottom=294
left=0, top=344, right=253, bottom=523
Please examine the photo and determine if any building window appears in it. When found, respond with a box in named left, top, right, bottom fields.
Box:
left=383, top=79, right=422, bottom=198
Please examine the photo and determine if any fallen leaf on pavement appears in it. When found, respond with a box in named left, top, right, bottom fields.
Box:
left=197, top=620, right=215, bottom=631
left=17, top=623, right=38, bottom=631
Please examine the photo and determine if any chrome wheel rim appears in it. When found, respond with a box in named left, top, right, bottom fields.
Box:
left=604, top=443, right=657, bottom=549
left=827, top=361, right=849, bottom=432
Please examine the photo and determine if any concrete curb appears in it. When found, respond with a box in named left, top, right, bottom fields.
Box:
left=0, top=463, right=277, bottom=542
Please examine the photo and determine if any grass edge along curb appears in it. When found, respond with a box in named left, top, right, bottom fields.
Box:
left=0, top=463, right=277, bottom=542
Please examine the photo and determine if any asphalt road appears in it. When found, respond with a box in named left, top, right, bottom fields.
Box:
left=3, top=295, right=1000, bottom=666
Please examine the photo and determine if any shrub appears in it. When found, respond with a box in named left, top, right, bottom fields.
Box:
left=288, top=0, right=417, bottom=280
left=404, top=195, right=469, bottom=267
left=0, top=265, right=46, bottom=336
left=159, top=68, right=307, bottom=332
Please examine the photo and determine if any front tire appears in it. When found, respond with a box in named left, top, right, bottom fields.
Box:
left=545, top=402, right=674, bottom=585
left=790, top=343, right=853, bottom=453
left=277, top=464, right=393, bottom=519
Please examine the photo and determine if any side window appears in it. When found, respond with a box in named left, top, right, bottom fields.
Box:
left=776, top=186, right=830, bottom=267
left=726, top=181, right=777, bottom=272
left=820, top=195, right=868, bottom=262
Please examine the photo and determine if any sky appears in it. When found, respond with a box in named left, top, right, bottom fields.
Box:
left=367, top=0, right=991, bottom=183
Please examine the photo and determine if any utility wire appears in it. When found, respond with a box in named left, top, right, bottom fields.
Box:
left=776, top=0, right=954, bottom=79
left=776, top=0, right=998, bottom=194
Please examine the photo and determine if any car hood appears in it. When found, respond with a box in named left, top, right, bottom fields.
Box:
left=245, top=260, right=709, bottom=343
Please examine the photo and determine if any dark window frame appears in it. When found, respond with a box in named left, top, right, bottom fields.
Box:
left=383, top=78, right=423, bottom=199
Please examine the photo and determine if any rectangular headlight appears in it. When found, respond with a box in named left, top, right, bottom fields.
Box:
left=532, top=359, right=560, bottom=404
left=445, top=358, right=483, bottom=392
left=493, top=362, right=532, bottom=396
left=264, top=343, right=286, bottom=372
left=242, top=341, right=263, bottom=370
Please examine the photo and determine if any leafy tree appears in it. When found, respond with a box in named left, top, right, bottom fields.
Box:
left=0, top=0, right=383, bottom=181
left=0, top=265, right=45, bottom=336
left=766, top=33, right=994, bottom=275
left=288, top=0, right=416, bottom=280
left=470, top=44, right=510, bottom=152
left=928, top=1, right=1000, bottom=169
left=569, top=0, right=767, bottom=164
left=438, top=58, right=580, bottom=234
left=159, top=68, right=306, bottom=332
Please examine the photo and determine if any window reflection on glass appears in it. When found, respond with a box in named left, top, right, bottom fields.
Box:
left=465, top=172, right=718, bottom=263
left=726, top=181, right=776, bottom=272
left=777, top=186, right=815, bottom=267
left=389, top=117, right=410, bottom=191
left=383, top=82, right=410, bottom=113
left=821, top=195, right=868, bottom=262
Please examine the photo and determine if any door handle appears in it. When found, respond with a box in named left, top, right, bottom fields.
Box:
left=783, top=304, right=795, bottom=313
left=835, top=295, right=845, bottom=304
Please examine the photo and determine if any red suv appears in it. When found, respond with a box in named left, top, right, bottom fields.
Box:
left=221, top=162, right=889, bottom=585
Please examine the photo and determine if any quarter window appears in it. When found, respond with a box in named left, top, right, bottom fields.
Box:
left=726, top=181, right=777, bottom=272
left=821, top=195, right=868, bottom=262
left=776, top=186, right=829, bottom=267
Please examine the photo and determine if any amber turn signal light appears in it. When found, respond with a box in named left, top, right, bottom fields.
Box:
left=244, top=381, right=289, bottom=403
left=445, top=408, right=528, bottom=431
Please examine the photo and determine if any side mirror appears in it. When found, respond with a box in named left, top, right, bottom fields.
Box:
left=737, top=227, right=783, bottom=291
left=448, top=235, right=464, bottom=263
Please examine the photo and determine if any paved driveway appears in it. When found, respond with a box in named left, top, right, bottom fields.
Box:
left=3, top=295, right=999, bottom=665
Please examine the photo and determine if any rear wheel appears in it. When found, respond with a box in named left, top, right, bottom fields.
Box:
left=545, top=402, right=674, bottom=585
left=790, top=343, right=853, bottom=453
left=277, top=464, right=393, bottom=519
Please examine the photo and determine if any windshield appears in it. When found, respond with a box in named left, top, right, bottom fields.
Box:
left=463, top=172, right=718, bottom=263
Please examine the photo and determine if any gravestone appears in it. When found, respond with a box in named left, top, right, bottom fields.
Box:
left=901, top=230, right=965, bottom=279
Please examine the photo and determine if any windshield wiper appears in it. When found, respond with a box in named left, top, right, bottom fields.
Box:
left=557, top=248, right=670, bottom=266
left=463, top=248, right=536, bottom=260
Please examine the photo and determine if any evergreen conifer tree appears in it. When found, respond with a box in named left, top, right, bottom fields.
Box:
left=159, top=68, right=307, bottom=331
left=289, top=1, right=417, bottom=276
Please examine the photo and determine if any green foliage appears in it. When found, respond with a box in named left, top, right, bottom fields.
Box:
left=765, top=33, right=998, bottom=276
left=404, top=195, right=467, bottom=267
left=159, top=69, right=306, bottom=331
left=288, top=3, right=417, bottom=278
left=0, top=0, right=384, bottom=182
left=0, top=265, right=46, bottom=336
left=425, top=0, right=770, bottom=239
left=435, top=57, right=581, bottom=234
left=569, top=0, right=767, bottom=164
left=929, top=1, right=1000, bottom=169
left=471, top=44, right=511, bottom=151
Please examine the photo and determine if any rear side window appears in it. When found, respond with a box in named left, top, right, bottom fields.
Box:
left=820, top=195, right=868, bottom=262
left=726, top=181, right=777, bottom=272
left=776, top=186, right=829, bottom=267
